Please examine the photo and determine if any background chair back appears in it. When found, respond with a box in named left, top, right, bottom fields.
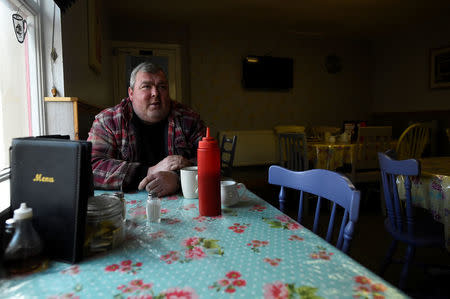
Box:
left=395, top=123, right=431, bottom=160
left=351, top=126, right=392, bottom=181
left=268, top=165, right=360, bottom=253
left=278, top=133, right=308, bottom=171
left=377, top=152, right=445, bottom=289
left=220, top=135, right=238, bottom=178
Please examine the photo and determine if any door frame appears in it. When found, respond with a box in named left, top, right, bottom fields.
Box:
left=111, top=41, right=183, bottom=105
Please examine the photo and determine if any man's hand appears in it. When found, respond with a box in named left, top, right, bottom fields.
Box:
left=147, top=155, right=190, bottom=176
left=138, top=171, right=180, bottom=197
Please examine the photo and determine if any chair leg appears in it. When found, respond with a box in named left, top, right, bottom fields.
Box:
left=399, top=245, right=416, bottom=290
left=380, top=240, right=397, bottom=276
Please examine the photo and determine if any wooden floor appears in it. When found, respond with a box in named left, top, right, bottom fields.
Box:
left=232, top=165, right=450, bottom=299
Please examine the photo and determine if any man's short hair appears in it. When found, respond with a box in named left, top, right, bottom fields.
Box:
left=129, top=62, right=165, bottom=89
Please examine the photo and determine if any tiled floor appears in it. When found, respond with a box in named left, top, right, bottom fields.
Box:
left=232, top=166, right=450, bottom=298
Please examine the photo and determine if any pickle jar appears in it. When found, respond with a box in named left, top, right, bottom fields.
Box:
left=84, top=195, right=125, bottom=256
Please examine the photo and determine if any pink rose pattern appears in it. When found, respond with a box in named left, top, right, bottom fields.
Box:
left=193, top=215, right=222, bottom=223
left=60, top=265, right=79, bottom=275
left=149, top=230, right=165, bottom=239
left=48, top=284, right=82, bottom=299
left=161, top=237, right=224, bottom=264
left=105, top=260, right=143, bottom=274
left=246, top=240, right=269, bottom=253
left=228, top=223, right=250, bottom=233
left=310, top=246, right=334, bottom=260
left=353, top=276, right=387, bottom=299
left=209, top=271, right=246, bottom=294
left=262, top=216, right=302, bottom=230
left=249, top=204, right=267, bottom=212
left=182, top=203, right=197, bottom=210
left=194, top=226, right=206, bottom=232
left=263, top=258, right=282, bottom=266
left=263, top=282, right=321, bottom=299
left=115, top=280, right=198, bottom=299
left=288, top=235, right=304, bottom=241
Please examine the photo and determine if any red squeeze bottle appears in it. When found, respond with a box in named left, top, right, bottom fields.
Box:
left=197, top=127, right=221, bottom=216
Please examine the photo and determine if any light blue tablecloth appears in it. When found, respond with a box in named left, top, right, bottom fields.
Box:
left=0, top=189, right=407, bottom=298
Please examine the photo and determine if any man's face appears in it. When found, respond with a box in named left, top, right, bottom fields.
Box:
left=128, top=70, right=170, bottom=124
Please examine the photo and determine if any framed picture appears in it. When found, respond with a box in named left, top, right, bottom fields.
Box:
left=87, top=0, right=101, bottom=73
left=430, top=46, right=450, bottom=88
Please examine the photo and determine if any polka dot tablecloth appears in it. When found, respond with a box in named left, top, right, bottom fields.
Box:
left=0, top=189, right=407, bottom=298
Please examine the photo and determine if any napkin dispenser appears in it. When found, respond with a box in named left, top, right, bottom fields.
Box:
left=9, top=137, right=93, bottom=263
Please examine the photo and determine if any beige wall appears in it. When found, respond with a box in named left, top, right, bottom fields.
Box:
left=371, top=22, right=450, bottom=113
left=189, top=24, right=372, bottom=135
left=61, top=0, right=113, bottom=108
left=62, top=6, right=450, bottom=138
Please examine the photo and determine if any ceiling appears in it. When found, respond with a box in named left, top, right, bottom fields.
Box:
left=103, top=0, right=450, bottom=38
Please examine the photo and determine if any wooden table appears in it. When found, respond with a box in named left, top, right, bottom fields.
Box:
left=0, top=189, right=407, bottom=298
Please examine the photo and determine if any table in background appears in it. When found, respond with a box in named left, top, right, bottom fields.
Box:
left=0, top=189, right=407, bottom=298
left=307, top=142, right=355, bottom=170
left=398, top=156, right=450, bottom=251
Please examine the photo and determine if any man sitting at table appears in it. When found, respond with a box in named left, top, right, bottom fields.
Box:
left=88, top=62, right=206, bottom=196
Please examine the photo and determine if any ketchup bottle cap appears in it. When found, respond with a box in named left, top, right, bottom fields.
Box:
left=198, top=127, right=218, bottom=148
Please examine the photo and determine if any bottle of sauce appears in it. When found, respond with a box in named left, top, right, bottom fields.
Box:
left=3, top=203, right=44, bottom=275
left=197, top=127, right=221, bottom=216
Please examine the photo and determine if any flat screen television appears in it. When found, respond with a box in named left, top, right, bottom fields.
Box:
left=242, top=56, right=293, bottom=90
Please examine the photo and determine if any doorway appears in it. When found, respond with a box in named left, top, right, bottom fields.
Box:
left=112, top=42, right=183, bottom=105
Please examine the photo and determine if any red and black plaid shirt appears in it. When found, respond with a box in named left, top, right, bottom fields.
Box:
left=87, top=98, right=206, bottom=190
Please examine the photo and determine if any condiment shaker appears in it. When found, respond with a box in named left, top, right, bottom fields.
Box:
left=146, top=192, right=161, bottom=223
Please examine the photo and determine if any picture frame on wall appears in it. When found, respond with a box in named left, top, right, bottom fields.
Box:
left=87, top=0, right=102, bottom=73
left=430, top=46, right=450, bottom=88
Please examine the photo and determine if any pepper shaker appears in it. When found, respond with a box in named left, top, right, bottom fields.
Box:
left=146, top=192, right=161, bottom=223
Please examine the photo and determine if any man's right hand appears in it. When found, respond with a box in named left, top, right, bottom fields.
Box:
left=147, top=155, right=190, bottom=176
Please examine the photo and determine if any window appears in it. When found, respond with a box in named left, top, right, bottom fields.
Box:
left=0, top=0, right=48, bottom=213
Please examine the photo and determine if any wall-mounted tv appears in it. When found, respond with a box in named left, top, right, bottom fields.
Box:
left=242, top=55, right=293, bottom=90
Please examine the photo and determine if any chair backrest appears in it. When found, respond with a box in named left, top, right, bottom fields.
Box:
left=395, top=123, right=431, bottom=160
left=354, top=126, right=392, bottom=171
left=220, top=135, right=238, bottom=178
left=446, top=128, right=450, bottom=143
left=268, top=165, right=360, bottom=253
left=377, top=152, right=420, bottom=236
left=278, top=133, right=308, bottom=171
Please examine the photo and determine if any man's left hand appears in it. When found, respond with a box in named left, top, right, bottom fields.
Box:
left=138, top=171, right=180, bottom=197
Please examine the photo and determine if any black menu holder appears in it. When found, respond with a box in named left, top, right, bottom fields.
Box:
left=9, top=137, right=93, bottom=263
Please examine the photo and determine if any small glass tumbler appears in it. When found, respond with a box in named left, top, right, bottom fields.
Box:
left=146, top=192, right=161, bottom=223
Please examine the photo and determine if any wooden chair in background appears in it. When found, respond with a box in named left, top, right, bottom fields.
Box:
left=220, top=135, right=238, bottom=178
left=395, top=123, right=431, bottom=160
left=277, top=133, right=308, bottom=171
left=268, top=165, right=360, bottom=254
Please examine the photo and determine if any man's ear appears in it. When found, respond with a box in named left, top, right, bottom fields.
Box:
left=128, top=87, right=133, bottom=100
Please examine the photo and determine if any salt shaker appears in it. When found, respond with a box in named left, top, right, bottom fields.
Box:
left=146, top=192, right=161, bottom=223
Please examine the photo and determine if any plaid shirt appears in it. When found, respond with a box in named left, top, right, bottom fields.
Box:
left=87, top=98, right=206, bottom=190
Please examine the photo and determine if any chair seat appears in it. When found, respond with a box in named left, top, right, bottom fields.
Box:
left=384, top=217, right=445, bottom=248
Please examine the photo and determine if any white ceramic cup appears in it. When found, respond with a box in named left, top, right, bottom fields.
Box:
left=220, top=180, right=247, bottom=207
left=180, top=166, right=198, bottom=199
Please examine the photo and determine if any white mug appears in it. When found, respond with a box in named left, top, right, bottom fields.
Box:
left=180, top=166, right=198, bottom=199
left=220, top=180, right=247, bottom=207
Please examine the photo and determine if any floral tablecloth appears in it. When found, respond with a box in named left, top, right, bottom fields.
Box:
left=397, top=157, right=450, bottom=251
left=0, top=189, right=407, bottom=298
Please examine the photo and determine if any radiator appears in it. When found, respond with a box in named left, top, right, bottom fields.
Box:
left=218, top=130, right=278, bottom=166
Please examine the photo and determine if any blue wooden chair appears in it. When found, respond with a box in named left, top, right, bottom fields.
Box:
left=378, top=152, right=446, bottom=290
left=268, top=165, right=360, bottom=253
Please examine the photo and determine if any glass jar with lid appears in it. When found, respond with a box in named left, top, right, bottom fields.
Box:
left=84, top=194, right=125, bottom=256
